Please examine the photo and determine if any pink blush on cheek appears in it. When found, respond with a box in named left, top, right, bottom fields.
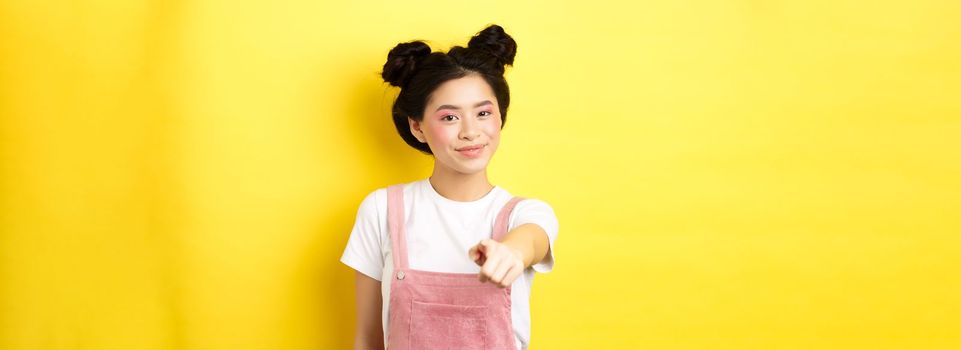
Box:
left=482, top=118, right=502, bottom=135
left=424, top=122, right=457, bottom=148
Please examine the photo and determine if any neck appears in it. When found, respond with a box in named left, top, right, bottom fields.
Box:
left=428, top=165, right=493, bottom=202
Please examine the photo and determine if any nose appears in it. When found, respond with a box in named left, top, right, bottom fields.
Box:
left=459, top=118, right=481, bottom=141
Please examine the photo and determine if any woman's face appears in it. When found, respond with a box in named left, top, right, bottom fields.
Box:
left=409, top=74, right=502, bottom=175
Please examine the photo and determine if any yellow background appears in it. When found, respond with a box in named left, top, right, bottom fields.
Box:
left=1, top=0, right=959, bottom=349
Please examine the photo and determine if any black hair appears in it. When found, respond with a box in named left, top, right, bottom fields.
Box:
left=381, top=24, right=517, bottom=154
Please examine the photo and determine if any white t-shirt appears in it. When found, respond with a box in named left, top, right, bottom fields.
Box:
left=340, top=178, right=559, bottom=350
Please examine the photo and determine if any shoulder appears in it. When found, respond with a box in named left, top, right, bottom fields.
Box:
left=515, top=198, right=555, bottom=214
left=496, top=189, right=557, bottom=226
left=507, top=196, right=558, bottom=234
left=499, top=189, right=555, bottom=217
left=355, top=187, right=388, bottom=220
left=359, top=187, right=388, bottom=208
left=356, top=179, right=423, bottom=218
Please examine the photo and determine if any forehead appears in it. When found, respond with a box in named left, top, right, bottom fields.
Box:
left=425, top=74, right=497, bottom=109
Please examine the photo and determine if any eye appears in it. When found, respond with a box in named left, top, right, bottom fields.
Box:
left=478, top=111, right=492, bottom=118
left=441, top=114, right=458, bottom=121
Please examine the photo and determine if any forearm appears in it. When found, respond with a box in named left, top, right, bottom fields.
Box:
left=498, top=223, right=550, bottom=268
left=353, top=336, right=384, bottom=350
left=353, top=272, right=384, bottom=350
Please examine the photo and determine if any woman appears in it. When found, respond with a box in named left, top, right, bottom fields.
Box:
left=340, top=24, right=559, bottom=350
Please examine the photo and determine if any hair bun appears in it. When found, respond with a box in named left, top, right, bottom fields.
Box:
left=382, top=41, right=432, bottom=87
left=467, top=24, right=517, bottom=67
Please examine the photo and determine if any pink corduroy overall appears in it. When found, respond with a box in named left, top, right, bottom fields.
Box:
left=385, top=184, right=524, bottom=350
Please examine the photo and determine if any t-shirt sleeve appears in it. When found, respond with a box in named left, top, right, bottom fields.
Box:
left=340, top=189, right=386, bottom=281
left=511, top=198, right=559, bottom=273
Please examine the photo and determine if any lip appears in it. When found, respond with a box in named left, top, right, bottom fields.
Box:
left=455, top=144, right=486, bottom=151
left=455, top=144, right=487, bottom=158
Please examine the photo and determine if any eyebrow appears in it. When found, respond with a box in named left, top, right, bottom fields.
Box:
left=434, top=100, right=493, bottom=112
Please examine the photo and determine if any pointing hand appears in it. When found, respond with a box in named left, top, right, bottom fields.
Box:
left=468, top=239, right=525, bottom=288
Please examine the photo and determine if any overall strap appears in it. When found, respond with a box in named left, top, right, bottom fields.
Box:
left=492, top=197, right=525, bottom=241
left=387, top=185, right=409, bottom=269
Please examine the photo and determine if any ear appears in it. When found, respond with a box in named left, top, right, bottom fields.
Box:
left=408, top=117, right=427, bottom=143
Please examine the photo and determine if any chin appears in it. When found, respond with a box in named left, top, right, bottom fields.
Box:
left=453, top=164, right=489, bottom=175
left=447, top=158, right=491, bottom=175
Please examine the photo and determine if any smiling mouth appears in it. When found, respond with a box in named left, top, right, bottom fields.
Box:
left=455, top=144, right=486, bottom=151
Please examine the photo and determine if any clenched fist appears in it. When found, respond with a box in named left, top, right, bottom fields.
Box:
left=468, top=239, right=526, bottom=288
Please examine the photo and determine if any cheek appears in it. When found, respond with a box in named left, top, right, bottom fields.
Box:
left=482, top=119, right=502, bottom=138
left=424, top=123, right=457, bottom=146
